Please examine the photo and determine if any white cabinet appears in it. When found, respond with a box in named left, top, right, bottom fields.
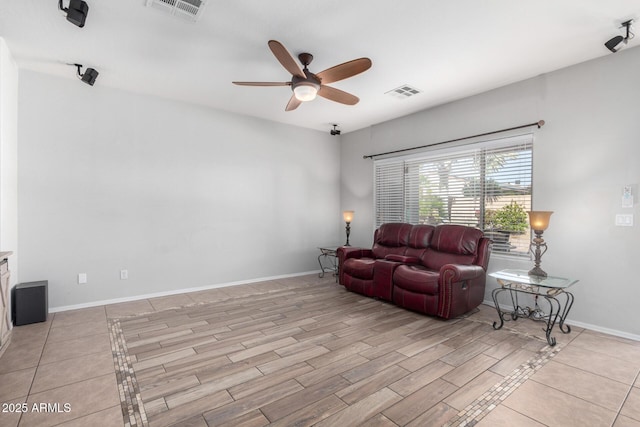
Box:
left=0, top=253, right=13, bottom=357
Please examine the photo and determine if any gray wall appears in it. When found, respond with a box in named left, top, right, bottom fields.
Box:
left=340, top=46, right=640, bottom=338
left=18, top=70, right=342, bottom=309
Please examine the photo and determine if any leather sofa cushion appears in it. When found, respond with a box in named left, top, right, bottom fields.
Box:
left=342, top=258, right=375, bottom=280
left=430, top=224, right=483, bottom=255
left=393, top=265, right=439, bottom=295
left=372, top=245, right=408, bottom=260
left=375, top=223, right=413, bottom=246
left=371, top=223, right=413, bottom=259
left=408, top=224, right=434, bottom=248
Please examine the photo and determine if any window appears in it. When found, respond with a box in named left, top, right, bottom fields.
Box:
left=374, top=134, right=533, bottom=256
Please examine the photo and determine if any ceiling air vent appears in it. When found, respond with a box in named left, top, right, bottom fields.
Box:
left=385, top=84, right=422, bottom=100
left=146, top=0, right=206, bottom=22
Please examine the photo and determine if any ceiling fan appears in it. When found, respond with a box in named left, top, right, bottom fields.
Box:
left=233, top=40, right=372, bottom=111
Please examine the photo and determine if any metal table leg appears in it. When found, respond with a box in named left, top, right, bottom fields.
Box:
left=491, top=284, right=574, bottom=347
left=318, top=253, right=328, bottom=278
left=318, top=250, right=338, bottom=279
left=491, top=287, right=507, bottom=330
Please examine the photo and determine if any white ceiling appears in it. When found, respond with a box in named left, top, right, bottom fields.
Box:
left=0, top=1, right=638, bottom=133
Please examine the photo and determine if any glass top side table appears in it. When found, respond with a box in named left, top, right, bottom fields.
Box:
left=489, top=269, right=578, bottom=346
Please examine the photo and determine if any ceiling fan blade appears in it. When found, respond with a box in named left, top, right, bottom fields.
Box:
left=268, top=40, right=305, bottom=78
left=285, top=94, right=302, bottom=111
left=232, top=81, right=291, bottom=86
left=316, top=58, right=372, bottom=84
left=318, top=85, right=359, bottom=105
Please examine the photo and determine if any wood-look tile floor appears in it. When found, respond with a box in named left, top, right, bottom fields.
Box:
left=1, top=274, right=640, bottom=426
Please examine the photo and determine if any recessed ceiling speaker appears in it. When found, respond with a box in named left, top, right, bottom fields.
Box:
left=74, top=64, right=99, bottom=86
left=58, top=0, right=89, bottom=28
left=605, top=19, right=634, bottom=53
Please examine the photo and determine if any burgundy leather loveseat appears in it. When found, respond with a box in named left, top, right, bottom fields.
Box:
left=337, top=223, right=492, bottom=319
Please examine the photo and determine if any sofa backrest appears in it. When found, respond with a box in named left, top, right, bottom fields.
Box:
left=421, top=224, right=484, bottom=271
left=371, top=223, right=488, bottom=269
left=372, top=223, right=413, bottom=259
left=404, top=224, right=435, bottom=258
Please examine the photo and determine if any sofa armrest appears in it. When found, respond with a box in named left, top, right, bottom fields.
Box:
left=440, top=264, right=485, bottom=283
left=385, top=254, right=421, bottom=264
left=337, top=246, right=374, bottom=285
left=337, top=246, right=373, bottom=261
left=476, top=237, right=492, bottom=271
left=437, top=264, right=487, bottom=319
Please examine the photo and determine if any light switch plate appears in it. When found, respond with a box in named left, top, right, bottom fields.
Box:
left=615, top=214, right=634, bottom=227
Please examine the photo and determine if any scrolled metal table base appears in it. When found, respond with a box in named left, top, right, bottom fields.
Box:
left=492, top=282, right=574, bottom=346
left=317, top=248, right=338, bottom=280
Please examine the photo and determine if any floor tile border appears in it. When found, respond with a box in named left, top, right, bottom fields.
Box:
left=444, top=340, right=562, bottom=426
left=109, top=317, right=149, bottom=427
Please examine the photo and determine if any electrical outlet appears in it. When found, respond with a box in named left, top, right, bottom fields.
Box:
left=78, top=273, right=87, bottom=284
left=120, top=269, right=128, bottom=280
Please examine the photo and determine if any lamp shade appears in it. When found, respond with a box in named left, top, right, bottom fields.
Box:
left=527, top=211, right=553, bottom=231
left=293, top=84, right=318, bottom=101
left=342, top=210, right=354, bottom=223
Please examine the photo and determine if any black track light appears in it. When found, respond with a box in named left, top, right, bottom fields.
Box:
left=59, top=0, right=89, bottom=28
left=330, top=124, right=341, bottom=136
left=605, top=20, right=634, bottom=53
left=74, top=64, right=99, bottom=86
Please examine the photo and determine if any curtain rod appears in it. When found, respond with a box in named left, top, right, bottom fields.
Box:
left=363, top=120, right=545, bottom=159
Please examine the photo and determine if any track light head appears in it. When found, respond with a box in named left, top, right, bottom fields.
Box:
left=330, top=124, right=341, bottom=136
left=59, top=0, right=89, bottom=28
left=605, top=19, right=634, bottom=53
left=74, top=64, right=99, bottom=86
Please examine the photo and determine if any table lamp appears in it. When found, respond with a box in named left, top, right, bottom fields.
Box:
left=527, top=211, right=553, bottom=277
left=343, top=210, right=354, bottom=246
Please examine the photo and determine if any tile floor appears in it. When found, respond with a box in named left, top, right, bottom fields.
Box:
left=0, top=274, right=638, bottom=426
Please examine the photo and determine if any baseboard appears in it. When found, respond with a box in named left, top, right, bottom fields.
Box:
left=49, top=270, right=321, bottom=313
left=482, top=299, right=640, bottom=343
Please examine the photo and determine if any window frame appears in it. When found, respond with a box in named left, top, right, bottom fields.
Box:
left=373, top=133, right=534, bottom=258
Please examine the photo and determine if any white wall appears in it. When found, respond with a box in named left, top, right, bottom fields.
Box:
left=0, top=38, right=19, bottom=287
left=340, top=46, right=640, bottom=338
left=18, top=70, right=341, bottom=309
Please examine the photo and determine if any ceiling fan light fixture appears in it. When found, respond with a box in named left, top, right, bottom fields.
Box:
left=293, top=83, right=319, bottom=102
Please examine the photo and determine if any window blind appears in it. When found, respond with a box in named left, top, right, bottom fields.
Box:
left=374, top=134, right=533, bottom=256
